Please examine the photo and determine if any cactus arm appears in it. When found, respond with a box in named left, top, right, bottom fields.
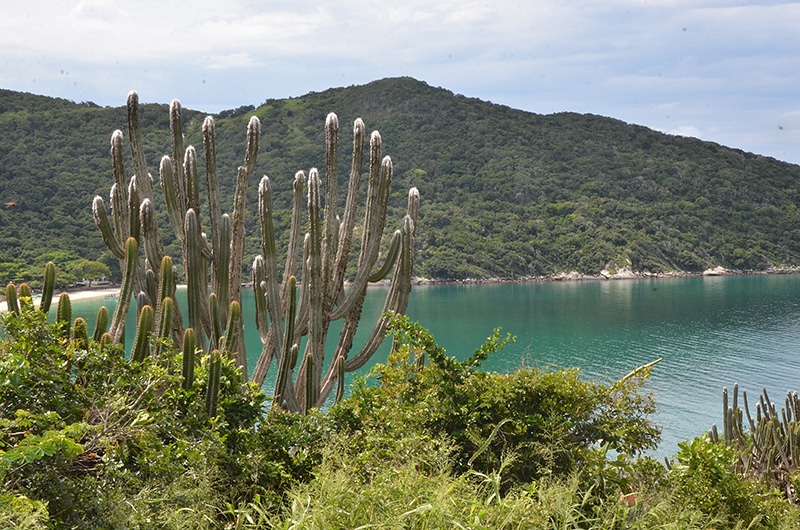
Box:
left=205, top=350, right=222, bottom=416
left=56, top=292, right=72, bottom=338
left=202, top=117, right=225, bottom=297
left=182, top=328, right=196, bottom=391
left=221, top=300, right=241, bottom=355
left=160, top=156, right=186, bottom=244
left=169, top=100, right=187, bottom=212
left=72, top=317, right=89, bottom=350
left=109, top=237, right=138, bottom=344
left=209, top=293, right=222, bottom=349
left=184, top=146, right=201, bottom=220
left=110, top=130, right=131, bottom=242
left=215, top=214, right=232, bottom=328
left=321, top=113, right=339, bottom=315
left=185, top=209, right=208, bottom=352
left=126, top=91, right=155, bottom=202
left=342, top=214, right=414, bottom=373
left=305, top=168, right=324, bottom=406
left=131, top=304, right=153, bottom=363
left=93, top=306, right=110, bottom=342
left=127, top=179, right=141, bottom=244
left=256, top=177, right=285, bottom=364
left=140, top=198, right=164, bottom=277
left=5, top=283, right=19, bottom=314
left=228, top=117, right=260, bottom=307
left=16, top=284, right=33, bottom=313
left=272, top=276, right=298, bottom=410
left=300, top=350, right=314, bottom=415
left=329, top=152, right=393, bottom=321
left=39, top=261, right=56, bottom=314
left=93, top=196, right=126, bottom=260
left=252, top=256, right=270, bottom=343
left=153, top=296, right=173, bottom=357
left=334, top=355, right=346, bottom=406
left=281, top=171, right=306, bottom=312
left=368, top=230, right=402, bottom=283
left=330, top=118, right=366, bottom=304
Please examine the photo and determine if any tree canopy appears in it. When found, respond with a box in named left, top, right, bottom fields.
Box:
left=1, top=78, right=799, bottom=282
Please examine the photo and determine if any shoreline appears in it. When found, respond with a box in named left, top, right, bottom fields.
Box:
left=412, top=266, right=800, bottom=286
left=3, top=267, right=799, bottom=312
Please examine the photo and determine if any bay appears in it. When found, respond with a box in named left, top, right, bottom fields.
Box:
left=65, top=274, right=800, bottom=457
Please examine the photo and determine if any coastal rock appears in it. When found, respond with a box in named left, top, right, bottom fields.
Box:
left=703, top=266, right=729, bottom=276
left=600, top=267, right=639, bottom=280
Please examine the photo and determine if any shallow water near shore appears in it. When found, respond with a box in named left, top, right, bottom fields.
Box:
left=63, top=274, right=800, bottom=458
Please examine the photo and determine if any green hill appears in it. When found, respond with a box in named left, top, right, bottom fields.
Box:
left=1, top=77, right=799, bottom=283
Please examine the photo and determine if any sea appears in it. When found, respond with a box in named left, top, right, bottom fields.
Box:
left=62, top=273, right=800, bottom=458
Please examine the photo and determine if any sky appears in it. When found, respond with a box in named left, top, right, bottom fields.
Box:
left=1, top=0, right=799, bottom=164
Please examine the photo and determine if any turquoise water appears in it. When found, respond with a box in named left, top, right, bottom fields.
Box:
left=63, top=274, right=800, bottom=457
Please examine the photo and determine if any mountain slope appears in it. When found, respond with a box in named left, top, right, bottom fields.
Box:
left=1, top=78, right=799, bottom=283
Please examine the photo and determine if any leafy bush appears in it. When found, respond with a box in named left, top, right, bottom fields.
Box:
left=332, top=314, right=661, bottom=487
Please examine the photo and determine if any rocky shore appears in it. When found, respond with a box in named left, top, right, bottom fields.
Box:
left=411, top=266, right=800, bottom=285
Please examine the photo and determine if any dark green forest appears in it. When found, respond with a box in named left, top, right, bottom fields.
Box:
left=2, top=77, right=799, bottom=283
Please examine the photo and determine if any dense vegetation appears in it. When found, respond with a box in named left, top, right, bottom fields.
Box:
left=3, top=300, right=800, bottom=528
left=2, top=78, right=800, bottom=283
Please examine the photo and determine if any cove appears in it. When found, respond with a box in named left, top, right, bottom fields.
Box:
left=65, top=273, right=800, bottom=457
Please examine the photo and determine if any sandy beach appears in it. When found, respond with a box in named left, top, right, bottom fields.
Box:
left=0, top=287, right=120, bottom=313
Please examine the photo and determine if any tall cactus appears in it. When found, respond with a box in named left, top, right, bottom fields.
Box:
left=92, top=92, right=260, bottom=369
left=252, top=114, right=419, bottom=412
left=91, top=93, right=419, bottom=410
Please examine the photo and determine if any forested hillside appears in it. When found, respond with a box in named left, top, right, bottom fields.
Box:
left=1, top=77, right=799, bottom=283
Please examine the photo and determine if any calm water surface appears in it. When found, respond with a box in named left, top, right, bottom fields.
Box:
left=66, top=274, right=800, bottom=457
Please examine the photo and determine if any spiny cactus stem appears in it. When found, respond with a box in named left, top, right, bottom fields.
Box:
left=221, top=300, right=241, bottom=356
left=272, top=276, right=298, bottom=410
left=93, top=196, right=125, bottom=260
left=126, top=91, right=155, bottom=202
left=334, top=354, right=346, bottom=405
left=169, top=99, right=187, bottom=209
left=131, top=305, right=153, bottom=363
left=109, top=237, right=138, bottom=344
left=39, top=262, right=56, bottom=314
left=185, top=209, right=207, bottom=352
left=205, top=350, right=222, bottom=416
left=72, top=317, right=89, bottom=350
left=306, top=168, right=324, bottom=405
left=56, top=292, right=72, bottom=338
left=93, top=306, right=110, bottom=342
left=5, top=283, right=19, bottom=314
left=182, top=328, right=196, bottom=391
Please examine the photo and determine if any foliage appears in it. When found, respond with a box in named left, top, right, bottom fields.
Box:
left=3, top=79, right=800, bottom=282
left=0, top=302, right=322, bottom=528
left=332, top=314, right=661, bottom=486
left=665, top=435, right=777, bottom=526
left=5, top=297, right=800, bottom=526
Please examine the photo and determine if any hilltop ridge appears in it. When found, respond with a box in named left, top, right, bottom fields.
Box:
left=1, top=77, right=799, bottom=283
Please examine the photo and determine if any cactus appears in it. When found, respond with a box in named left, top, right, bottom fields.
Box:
left=182, top=328, right=197, bottom=391
left=251, top=115, right=419, bottom=412
left=56, top=292, right=72, bottom=338
left=39, top=262, right=56, bottom=314
left=5, top=283, right=19, bottom=314
left=72, top=317, right=89, bottom=350
left=711, top=384, right=800, bottom=499
left=92, top=92, right=259, bottom=371
left=205, top=349, right=222, bottom=416
left=90, top=93, right=419, bottom=412
left=130, top=305, right=153, bottom=363
left=93, top=306, right=109, bottom=342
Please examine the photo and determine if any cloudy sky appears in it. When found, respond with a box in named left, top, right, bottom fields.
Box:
left=1, top=0, right=798, bottom=164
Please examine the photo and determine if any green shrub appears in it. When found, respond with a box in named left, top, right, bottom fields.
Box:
left=333, top=315, right=661, bottom=487
left=667, top=435, right=779, bottom=527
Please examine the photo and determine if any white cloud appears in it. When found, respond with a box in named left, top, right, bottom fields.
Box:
left=0, top=0, right=799, bottom=163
